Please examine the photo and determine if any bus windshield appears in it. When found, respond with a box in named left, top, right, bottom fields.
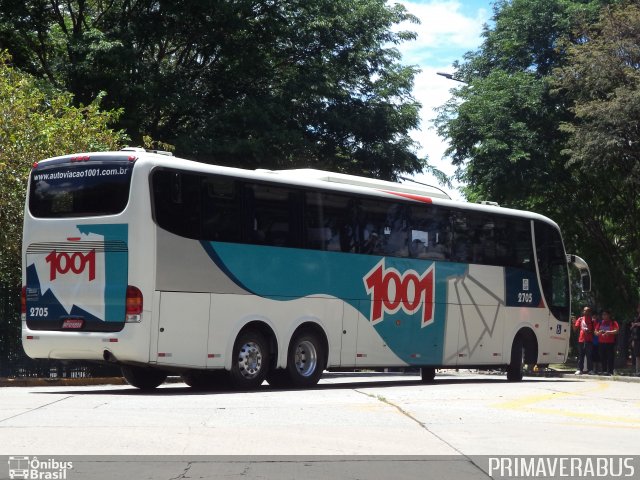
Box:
left=29, top=156, right=134, bottom=218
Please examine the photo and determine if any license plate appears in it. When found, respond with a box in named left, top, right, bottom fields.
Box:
left=62, top=318, right=84, bottom=329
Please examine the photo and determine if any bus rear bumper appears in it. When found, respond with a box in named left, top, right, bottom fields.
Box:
left=21, top=321, right=150, bottom=364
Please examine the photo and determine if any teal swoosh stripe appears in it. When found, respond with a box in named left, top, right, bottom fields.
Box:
left=200, top=241, right=468, bottom=365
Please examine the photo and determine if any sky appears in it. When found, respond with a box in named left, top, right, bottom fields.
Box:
left=393, top=0, right=494, bottom=199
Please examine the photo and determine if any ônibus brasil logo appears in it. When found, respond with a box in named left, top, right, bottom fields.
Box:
left=363, top=259, right=435, bottom=328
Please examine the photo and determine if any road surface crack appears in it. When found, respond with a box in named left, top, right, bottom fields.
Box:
left=0, top=395, right=74, bottom=424
left=169, top=462, right=193, bottom=480
left=355, top=389, right=431, bottom=431
left=354, top=389, right=492, bottom=479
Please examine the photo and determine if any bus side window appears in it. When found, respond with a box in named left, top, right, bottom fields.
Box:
left=358, top=199, right=387, bottom=255
left=511, top=219, right=534, bottom=270
left=201, top=176, right=241, bottom=242
left=328, top=194, right=350, bottom=252
left=152, top=170, right=201, bottom=239
left=245, top=184, right=301, bottom=248
left=337, top=198, right=390, bottom=255
left=451, top=213, right=470, bottom=263
left=382, top=203, right=410, bottom=257
left=474, top=215, right=497, bottom=265
left=409, top=205, right=451, bottom=261
left=535, top=221, right=569, bottom=321
left=305, top=192, right=331, bottom=250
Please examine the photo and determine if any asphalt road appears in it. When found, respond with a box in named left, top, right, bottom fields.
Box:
left=1, top=371, right=639, bottom=479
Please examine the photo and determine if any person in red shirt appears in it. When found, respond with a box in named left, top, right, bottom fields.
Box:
left=595, top=309, right=619, bottom=376
left=573, top=306, right=595, bottom=374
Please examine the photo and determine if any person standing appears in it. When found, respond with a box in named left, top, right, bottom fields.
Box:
left=630, top=304, right=640, bottom=376
left=591, top=311, right=601, bottom=374
left=595, top=310, right=619, bottom=376
left=573, top=307, right=595, bottom=374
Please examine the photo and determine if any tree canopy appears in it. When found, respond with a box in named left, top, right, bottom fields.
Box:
left=553, top=1, right=640, bottom=314
left=0, top=0, right=427, bottom=179
left=436, top=0, right=640, bottom=316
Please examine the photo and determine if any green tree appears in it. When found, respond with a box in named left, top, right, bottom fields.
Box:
left=434, top=0, right=640, bottom=315
left=436, top=0, right=605, bottom=206
left=0, top=51, right=126, bottom=289
left=0, top=0, right=428, bottom=179
left=553, top=1, right=640, bottom=314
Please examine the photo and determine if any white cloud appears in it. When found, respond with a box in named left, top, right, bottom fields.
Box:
left=398, top=1, right=488, bottom=65
left=392, top=1, right=490, bottom=200
left=410, top=65, right=465, bottom=199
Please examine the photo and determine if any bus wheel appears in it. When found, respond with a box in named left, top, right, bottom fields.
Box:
left=507, top=337, right=525, bottom=382
left=230, top=330, right=269, bottom=390
left=286, top=331, right=325, bottom=387
left=421, top=367, right=436, bottom=383
left=121, top=365, right=167, bottom=390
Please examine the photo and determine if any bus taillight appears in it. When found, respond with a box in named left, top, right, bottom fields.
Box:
left=126, top=286, right=143, bottom=323
left=21, top=286, right=26, bottom=321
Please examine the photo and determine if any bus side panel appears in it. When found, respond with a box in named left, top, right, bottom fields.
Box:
left=451, top=265, right=505, bottom=365
left=206, top=295, right=344, bottom=370
left=442, top=277, right=460, bottom=367
left=197, top=240, right=457, bottom=367
left=546, top=318, right=570, bottom=363
left=158, top=234, right=481, bottom=368
left=156, top=292, right=211, bottom=367
left=354, top=299, right=407, bottom=366
left=340, top=303, right=359, bottom=367
left=155, top=229, right=348, bottom=369
left=153, top=228, right=560, bottom=371
left=155, top=227, right=246, bottom=295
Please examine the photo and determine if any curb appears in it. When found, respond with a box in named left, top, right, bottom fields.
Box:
left=553, top=372, right=640, bottom=383
left=0, top=376, right=190, bottom=388
left=0, top=377, right=128, bottom=387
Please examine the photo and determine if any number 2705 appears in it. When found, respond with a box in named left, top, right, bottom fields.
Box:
left=29, top=307, right=49, bottom=317
left=518, top=292, right=533, bottom=303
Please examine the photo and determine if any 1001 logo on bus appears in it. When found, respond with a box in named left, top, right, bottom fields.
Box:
left=363, top=259, right=435, bottom=328
left=45, top=250, right=96, bottom=281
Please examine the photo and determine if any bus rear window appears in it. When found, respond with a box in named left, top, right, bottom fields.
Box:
left=29, top=162, right=133, bottom=218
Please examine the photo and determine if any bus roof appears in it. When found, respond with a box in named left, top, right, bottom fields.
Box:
left=256, top=168, right=452, bottom=200
left=35, top=149, right=561, bottom=230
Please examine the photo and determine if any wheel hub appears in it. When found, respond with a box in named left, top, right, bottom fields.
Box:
left=238, top=341, right=263, bottom=379
left=294, top=340, right=318, bottom=377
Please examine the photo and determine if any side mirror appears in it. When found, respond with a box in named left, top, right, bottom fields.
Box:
left=567, top=254, right=591, bottom=293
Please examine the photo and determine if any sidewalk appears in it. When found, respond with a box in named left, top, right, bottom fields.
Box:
left=527, top=363, right=640, bottom=383
left=0, top=376, right=128, bottom=387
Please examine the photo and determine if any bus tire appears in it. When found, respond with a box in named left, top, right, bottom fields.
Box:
left=121, top=365, right=167, bottom=390
left=230, top=329, right=269, bottom=390
left=421, top=367, right=436, bottom=383
left=507, top=337, right=525, bottom=382
left=286, top=331, right=325, bottom=388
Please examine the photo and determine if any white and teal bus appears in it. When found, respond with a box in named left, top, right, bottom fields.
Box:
left=21, top=148, right=591, bottom=390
